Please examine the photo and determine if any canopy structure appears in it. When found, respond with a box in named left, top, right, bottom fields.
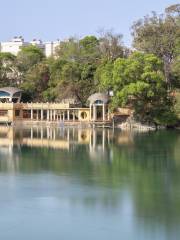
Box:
left=88, top=93, right=109, bottom=121
left=0, top=87, right=22, bottom=103
left=88, top=93, right=109, bottom=105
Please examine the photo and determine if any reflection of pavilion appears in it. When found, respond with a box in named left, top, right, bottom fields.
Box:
left=0, top=126, right=134, bottom=173
left=0, top=126, right=114, bottom=151
left=0, top=126, right=133, bottom=152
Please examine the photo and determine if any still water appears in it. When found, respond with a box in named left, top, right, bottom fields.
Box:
left=0, top=126, right=179, bottom=240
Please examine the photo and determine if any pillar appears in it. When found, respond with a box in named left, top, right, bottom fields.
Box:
left=41, top=109, right=43, bottom=121
left=47, top=110, right=49, bottom=121
left=73, top=110, right=75, bottom=121
left=31, top=109, right=33, bottom=120
left=93, top=105, right=96, bottom=121
left=67, top=110, right=70, bottom=121
left=103, top=104, right=105, bottom=121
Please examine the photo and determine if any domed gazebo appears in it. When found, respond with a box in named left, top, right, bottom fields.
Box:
left=88, top=93, right=110, bottom=121
left=0, top=87, right=22, bottom=103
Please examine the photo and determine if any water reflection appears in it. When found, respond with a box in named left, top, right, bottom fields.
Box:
left=0, top=126, right=180, bottom=239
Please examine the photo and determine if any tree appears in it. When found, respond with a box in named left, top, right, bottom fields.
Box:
left=55, top=37, right=81, bottom=62
left=101, top=52, right=177, bottom=125
left=95, top=60, right=114, bottom=91
left=98, top=29, right=127, bottom=61
left=44, top=59, right=97, bottom=105
left=0, top=52, right=20, bottom=87
left=55, top=36, right=100, bottom=64
left=79, top=36, right=100, bottom=63
left=17, top=45, right=45, bottom=72
left=21, top=62, right=50, bottom=102
left=165, top=4, right=180, bottom=16
left=132, top=5, right=180, bottom=87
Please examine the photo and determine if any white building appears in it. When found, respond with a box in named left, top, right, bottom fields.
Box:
left=0, top=37, right=29, bottom=56
left=0, top=37, right=61, bottom=57
left=44, top=40, right=61, bottom=57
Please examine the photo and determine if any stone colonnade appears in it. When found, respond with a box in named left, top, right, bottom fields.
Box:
left=29, top=109, right=78, bottom=121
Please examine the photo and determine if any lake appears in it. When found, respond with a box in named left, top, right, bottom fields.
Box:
left=0, top=126, right=179, bottom=240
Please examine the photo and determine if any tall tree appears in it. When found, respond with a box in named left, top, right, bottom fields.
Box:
left=55, top=36, right=100, bottom=64
left=17, top=45, right=45, bottom=73
left=21, top=62, right=50, bottom=102
left=55, top=37, right=81, bottom=62
left=0, top=52, right=19, bottom=87
left=100, top=52, right=177, bottom=125
left=132, top=4, right=180, bottom=87
left=98, top=29, right=127, bottom=60
left=79, top=36, right=100, bottom=63
left=44, top=59, right=97, bottom=105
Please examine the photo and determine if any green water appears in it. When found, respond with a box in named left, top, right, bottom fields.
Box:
left=0, top=127, right=179, bottom=240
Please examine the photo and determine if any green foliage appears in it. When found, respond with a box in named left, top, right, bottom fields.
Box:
left=0, top=52, right=19, bottom=87
left=98, top=29, right=126, bottom=60
left=0, top=52, right=16, bottom=61
left=99, top=51, right=177, bottom=125
left=79, top=36, right=100, bottom=62
left=17, top=45, right=45, bottom=72
left=132, top=5, right=180, bottom=87
left=174, top=90, right=180, bottom=119
left=55, top=37, right=81, bottom=62
left=55, top=36, right=100, bottom=64
left=95, top=60, right=114, bottom=90
left=21, top=62, right=50, bottom=102
left=44, top=58, right=97, bottom=104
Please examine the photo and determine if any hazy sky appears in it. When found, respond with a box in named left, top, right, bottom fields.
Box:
left=0, top=0, right=178, bottom=46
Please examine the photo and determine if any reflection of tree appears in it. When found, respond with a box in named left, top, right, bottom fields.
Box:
left=111, top=130, right=180, bottom=230
left=0, top=128, right=180, bottom=231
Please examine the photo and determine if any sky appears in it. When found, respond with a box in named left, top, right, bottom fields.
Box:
left=0, top=0, right=178, bottom=47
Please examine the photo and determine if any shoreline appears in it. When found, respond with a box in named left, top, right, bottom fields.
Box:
left=0, top=120, right=178, bottom=132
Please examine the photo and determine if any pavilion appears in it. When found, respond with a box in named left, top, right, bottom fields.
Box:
left=88, top=93, right=110, bottom=121
left=0, top=87, right=111, bottom=124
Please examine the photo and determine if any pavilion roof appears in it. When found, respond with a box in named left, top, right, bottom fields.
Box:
left=0, top=87, right=23, bottom=96
left=88, top=93, right=109, bottom=104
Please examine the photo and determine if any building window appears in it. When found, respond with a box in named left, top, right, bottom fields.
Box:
left=0, top=110, right=8, bottom=116
left=15, top=110, right=20, bottom=117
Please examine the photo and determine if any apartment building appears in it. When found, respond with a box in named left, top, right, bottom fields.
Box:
left=0, top=37, right=29, bottom=56
left=0, top=37, right=61, bottom=57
